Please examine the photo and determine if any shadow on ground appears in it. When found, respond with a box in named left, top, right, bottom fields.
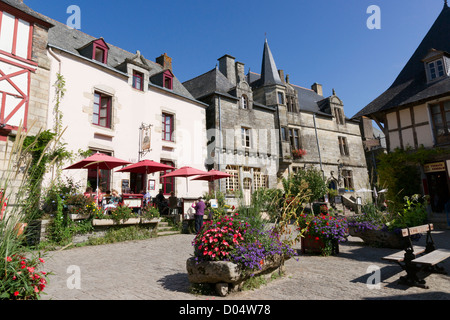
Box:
left=157, top=273, right=192, bottom=294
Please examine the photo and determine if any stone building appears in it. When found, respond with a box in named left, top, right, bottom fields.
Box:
left=184, top=39, right=370, bottom=204
left=0, top=0, right=53, bottom=204
left=354, top=2, right=450, bottom=216
left=183, top=54, right=279, bottom=206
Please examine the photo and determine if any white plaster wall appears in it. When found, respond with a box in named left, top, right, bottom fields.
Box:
left=46, top=51, right=207, bottom=198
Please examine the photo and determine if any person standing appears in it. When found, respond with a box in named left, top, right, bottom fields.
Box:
left=194, top=197, right=206, bottom=233
left=168, top=191, right=178, bottom=214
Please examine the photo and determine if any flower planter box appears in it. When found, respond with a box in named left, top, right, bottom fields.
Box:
left=92, top=218, right=141, bottom=226
left=301, top=234, right=326, bottom=254
left=140, top=217, right=161, bottom=224
left=300, top=234, right=339, bottom=255
left=349, top=228, right=408, bottom=249
left=69, top=213, right=90, bottom=220
left=186, top=254, right=287, bottom=297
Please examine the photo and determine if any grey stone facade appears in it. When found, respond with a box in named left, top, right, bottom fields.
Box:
left=184, top=39, right=370, bottom=203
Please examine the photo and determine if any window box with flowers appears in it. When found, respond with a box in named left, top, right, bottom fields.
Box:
left=297, top=213, right=348, bottom=256
left=292, top=148, right=307, bottom=159
left=92, top=205, right=139, bottom=226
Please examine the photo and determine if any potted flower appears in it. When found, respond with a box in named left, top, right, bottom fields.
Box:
left=66, top=194, right=94, bottom=220
left=92, top=205, right=138, bottom=226
left=141, top=204, right=160, bottom=223
left=292, top=148, right=307, bottom=159
left=297, top=214, right=348, bottom=256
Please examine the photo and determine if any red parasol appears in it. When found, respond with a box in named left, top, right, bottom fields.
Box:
left=64, top=152, right=131, bottom=196
left=191, top=170, right=231, bottom=197
left=190, top=170, right=231, bottom=182
left=116, top=160, right=175, bottom=175
left=161, top=166, right=208, bottom=194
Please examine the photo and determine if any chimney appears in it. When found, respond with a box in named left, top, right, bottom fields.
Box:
left=218, top=54, right=236, bottom=86
left=311, top=83, right=323, bottom=96
left=235, top=61, right=245, bottom=83
left=278, top=70, right=285, bottom=83
left=360, top=116, right=375, bottom=140
left=156, top=53, right=172, bottom=71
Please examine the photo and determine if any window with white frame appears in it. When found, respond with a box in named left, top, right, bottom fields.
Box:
left=241, top=127, right=251, bottom=148
left=253, top=168, right=268, bottom=190
left=225, top=165, right=240, bottom=193
left=428, top=59, right=445, bottom=81
left=241, top=95, right=248, bottom=109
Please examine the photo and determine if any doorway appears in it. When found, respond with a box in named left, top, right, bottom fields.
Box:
left=243, top=178, right=252, bottom=206
left=427, top=171, right=449, bottom=212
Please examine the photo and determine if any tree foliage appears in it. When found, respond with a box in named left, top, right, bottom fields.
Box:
left=282, top=166, right=327, bottom=203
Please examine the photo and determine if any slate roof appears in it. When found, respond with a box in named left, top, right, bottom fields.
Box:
left=249, top=71, right=331, bottom=117
left=182, top=66, right=235, bottom=100
left=353, top=3, right=450, bottom=119
left=3, top=0, right=195, bottom=100
left=0, top=0, right=52, bottom=26
left=45, top=18, right=195, bottom=99
left=260, top=39, right=283, bottom=86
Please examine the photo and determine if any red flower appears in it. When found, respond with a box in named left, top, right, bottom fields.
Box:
left=14, top=291, right=19, bottom=297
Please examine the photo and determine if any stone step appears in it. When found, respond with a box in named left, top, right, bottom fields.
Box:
left=156, top=220, right=180, bottom=236
left=157, top=230, right=181, bottom=236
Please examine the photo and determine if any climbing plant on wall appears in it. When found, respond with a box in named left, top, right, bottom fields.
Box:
left=376, top=146, right=450, bottom=212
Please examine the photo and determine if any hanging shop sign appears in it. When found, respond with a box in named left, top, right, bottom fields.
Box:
left=424, top=162, right=446, bottom=173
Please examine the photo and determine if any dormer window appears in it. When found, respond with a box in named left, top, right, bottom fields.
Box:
left=422, top=49, right=450, bottom=83
left=92, top=40, right=109, bottom=64
left=428, top=59, right=445, bottom=80
left=133, top=70, right=144, bottom=91
left=77, top=38, right=110, bottom=64
left=94, top=47, right=105, bottom=63
left=334, top=107, right=345, bottom=125
left=163, top=70, right=173, bottom=90
left=241, top=95, right=248, bottom=109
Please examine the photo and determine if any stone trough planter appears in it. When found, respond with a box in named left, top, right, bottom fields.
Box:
left=186, top=254, right=287, bottom=297
left=92, top=218, right=141, bottom=226
left=349, top=227, right=408, bottom=249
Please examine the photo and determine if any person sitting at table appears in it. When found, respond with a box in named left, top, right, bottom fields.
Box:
left=84, top=187, right=94, bottom=198
left=104, top=189, right=121, bottom=214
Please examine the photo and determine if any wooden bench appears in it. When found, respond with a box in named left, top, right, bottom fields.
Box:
left=382, top=224, right=450, bottom=289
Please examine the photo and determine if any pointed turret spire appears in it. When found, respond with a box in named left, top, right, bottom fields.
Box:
left=260, top=38, right=283, bottom=86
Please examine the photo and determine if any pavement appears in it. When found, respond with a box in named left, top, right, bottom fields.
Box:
left=41, top=228, right=450, bottom=301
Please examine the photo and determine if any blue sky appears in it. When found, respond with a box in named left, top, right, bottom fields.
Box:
left=26, top=0, right=446, bottom=119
